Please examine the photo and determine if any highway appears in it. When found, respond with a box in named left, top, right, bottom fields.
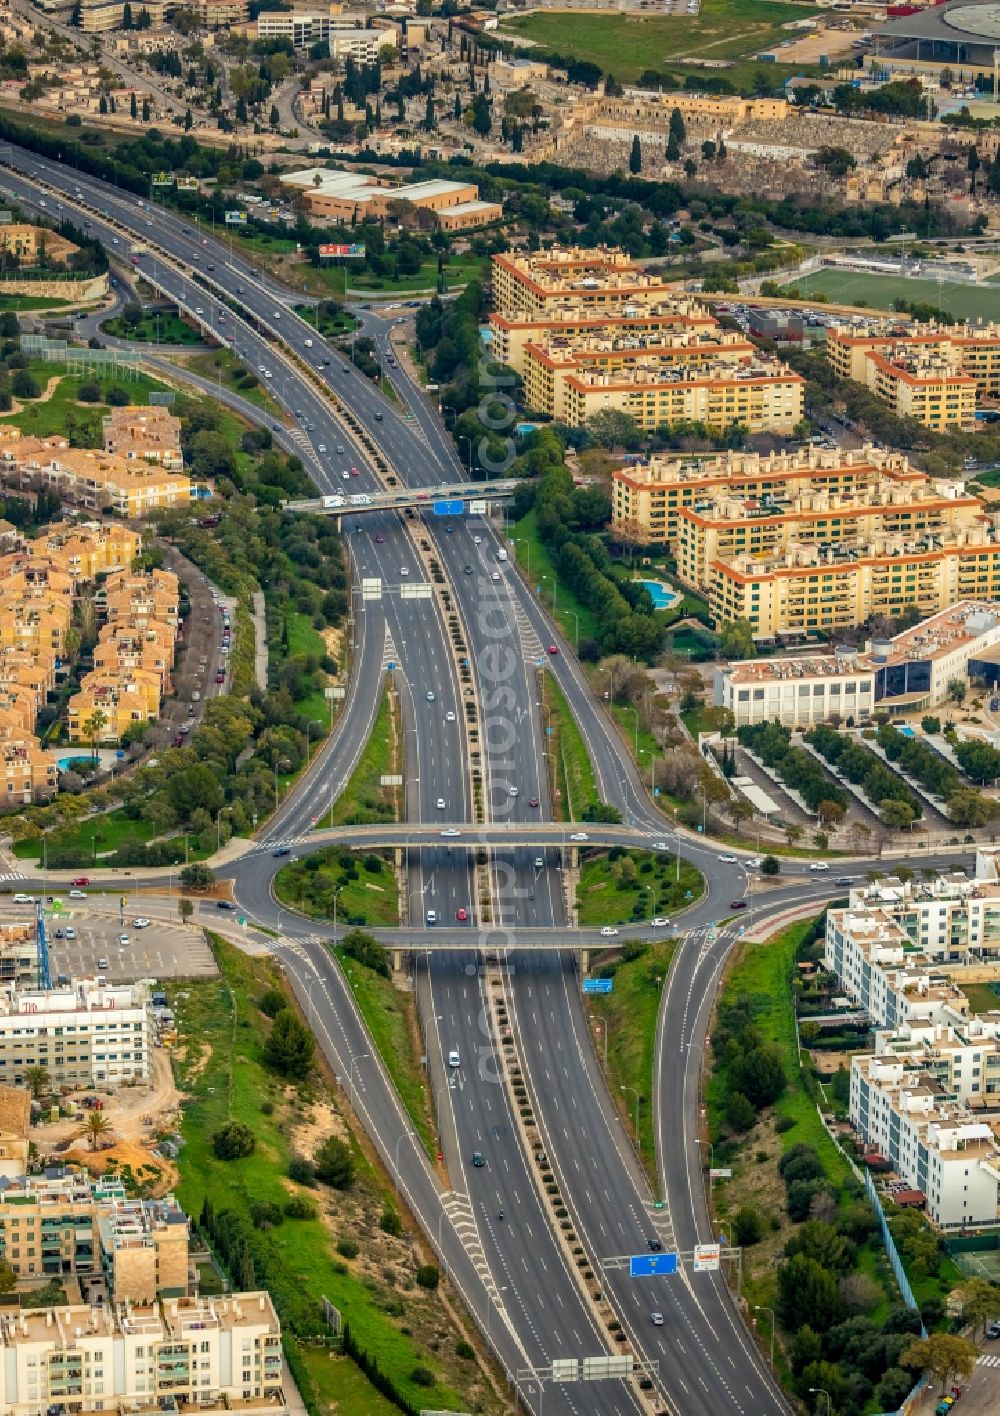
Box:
left=0, top=145, right=923, bottom=1416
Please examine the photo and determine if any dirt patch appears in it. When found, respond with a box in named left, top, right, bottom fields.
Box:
left=287, top=1094, right=350, bottom=1169
left=181, top=1041, right=213, bottom=1084
left=321, top=625, right=345, bottom=679
left=63, top=1137, right=178, bottom=1196
left=713, top=1110, right=794, bottom=1273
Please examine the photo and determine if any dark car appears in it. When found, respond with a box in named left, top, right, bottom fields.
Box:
left=647, top=1237, right=663, bottom=1251
left=471, top=1151, right=485, bottom=1168
left=216, top=900, right=235, bottom=910
left=272, top=847, right=291, bottom=858
left=729, top=899, right=747, bottom=911
left=171, top=735, right=184, bottom=748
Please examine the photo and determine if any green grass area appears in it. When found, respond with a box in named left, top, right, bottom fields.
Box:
left=0, top=293, right=72, bottom=311
left=320, top=680, right=399, bottom=827
left=707, top=919, right=853, bottom=1183
left=350, top=257, right=488, bottom=295
left=103, top=312, right=204, bottom=345
left=543, top=670, right=600, bottom=820
left=293, top=304, right=357, bottom=338
left=577, top=850, right=702, bottom=926
left=589, top=940, right=676, bottom=1171
left=274, top=850, right=399, bottom=929
left=14, top=808, right=159, bottom=861
left=963, top=981, right=1000, bottom=1014
left=499, top=0, right=821, bottom=88
left=171, top=936, right=472, bottom=1415
left=510, top=510, right=598, bottom=648
left=1, top=362, right=170, bottom=440
left=283, top=611, right=332, bottom=732
left=334, top=945, right=435, bottom=1157
left=181, top=348, right=285, bottom=417
left=781, top=267, right=1000, bottom=321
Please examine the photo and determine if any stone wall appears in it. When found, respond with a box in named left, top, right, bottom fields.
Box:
left=0, top=272, right=108, bottom=303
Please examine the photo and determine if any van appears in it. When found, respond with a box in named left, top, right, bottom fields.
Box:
left=426, top=908, right=437, bottom=924
left=304, top=338, right=313, bottom=348
left=192, top=691, right=201, bottom=703
left=448, top=1049, right=460, bottom=1069
left=496, top=548, right=508, bottom=561
left=534, top=857, right=544, bottom=869
left=12, top=893, right=33, bottom=904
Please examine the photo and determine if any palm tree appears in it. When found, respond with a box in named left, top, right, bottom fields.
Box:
left=82, top=708, right=107, bottom=765
left=83, top=1111, right=112, bottom=1151
left=23, top=1065, right=50, bottom=1099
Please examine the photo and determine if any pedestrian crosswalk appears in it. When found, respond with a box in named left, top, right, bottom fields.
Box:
left=510, top=594, right=544, bottom=663
left=0, top=871, right=24, bottom=884
left=978, top=1354, right=1000, bottom=1367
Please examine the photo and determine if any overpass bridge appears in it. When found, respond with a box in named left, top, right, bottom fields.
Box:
left=286, top=480, right=518, bottom=518
left=262, top=821, right=668, bottom=856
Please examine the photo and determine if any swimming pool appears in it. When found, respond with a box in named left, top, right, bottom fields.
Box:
left=57, top=755, right=99, bottom=772
left=636, top=579, right=680, bottom=611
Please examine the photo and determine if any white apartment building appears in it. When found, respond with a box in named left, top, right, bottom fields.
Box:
left=0, top=979, right=151, bottom=1089
left=851, top=1050, right=1000, bottom=1227
left=329, top=26, right=384, bottom=62
left=0, top=1292, right=285, bottom=1416
left=715, top=647, right=876, bottom=729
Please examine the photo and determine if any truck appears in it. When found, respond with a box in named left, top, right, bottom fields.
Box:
left=322, top=495, right=345, bottom=508
left=304, top=338, right=313, bottom=348
left=349, top=494, right=372, bottom=506
left=496, top=547, right=508, bottom=561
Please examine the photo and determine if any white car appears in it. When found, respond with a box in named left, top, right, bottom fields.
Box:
left=600, top=926, right=619, bottom=938
left=133, top=918, right=151, bottom=929
left=69, top=888, right=87, bottom=899
left=809, top=861, right=830, bottom=872
left=570, top=832, right=589, bottom=842
left=12, top=893, right=34, bottom=904
left=341, top=470, right=350, bottom=480
left=491, top=570, right=501, bottom=582
left=448, top=1049, right=460, bottom=1069
left=651, top=917, right=670, bottom=928
left=119, top=934, right=129, bottom=946
left=436, top=798, right=446, bottom=810
left=426, top=691, right=435, bottom=702
left=445, top=710, right=456, bottom=723
left=651, top=1312, right=664, bottom=1327
left=441, top=828, right=461, bottom=838
left=746, top=858, right=763, bottom=869
left=718, top=854, right=738, bottom=864
left=652, top=841, right=670, bottom=851
left=318, top=444, right=326, bottom=453
left=401, top=566, right=409, bottom=576
left=509, top=786, right=519, bottom=797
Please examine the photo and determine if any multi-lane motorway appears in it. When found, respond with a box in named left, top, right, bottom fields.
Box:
left=0, top=145, right=942, bottom=1415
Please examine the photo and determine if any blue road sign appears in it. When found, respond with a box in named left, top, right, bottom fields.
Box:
left=433, top=499, right=465, bottom=516
left=582, top=978, right=613, bottom=994
left=629, top=1253, right=678, bottom=1277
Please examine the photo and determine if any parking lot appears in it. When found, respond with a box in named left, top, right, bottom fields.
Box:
left=0, top=899, right=218, bottom=982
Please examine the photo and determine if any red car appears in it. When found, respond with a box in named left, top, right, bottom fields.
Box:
left=71, top=876, right=90, bottom=887
left=350, top=467, right=359, bottom=477
left=215, top=671, right=225, bottom=684
left=528, top=797, right=539, bottom=808
left=548, top=645, right=558, bottom=655
left=171, top=734, right=184, bottom=748
left=456, top=907, right=468, bottom=922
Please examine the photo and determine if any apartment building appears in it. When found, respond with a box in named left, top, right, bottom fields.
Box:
left=491, top=247, right=678, bottom=321
left=0, top=1084, right=29, bottom=1179
left=0, top=435, right=193, bottom=515
left=520, top=328, right=760, bottom=422
left=93, top=624, right=176, bottom=695
left=102, top=405, right=183, bottom=472
left=0, top=736, right=58, bottom=806
left=102, top=568, right=180, bottom=629
left=714, top=600, right=1000, bottom=726
left=829, top=318, right=1000, bottom=397
left=558, top=354, right=804, bottom=433
left=0, top=922, right=39, bottom=989
left=865, top=349, right=977, bottom=431
left=0, top=1291, right=285, bottom=1416
left=78, top=0, right=166, bottom=32
left=67, top=673, right=158, bottom=744
left=610, top=443, right=921, bottom=544
left=489, top=297, right=720, bottom=375
left=31, top=521, right=141, bottom=585
left=0, top=978, right=151, bottom=1089
left=850, top=1049, right=1000, bottom=1227
left=0, top=1170, right=188, bottom=1296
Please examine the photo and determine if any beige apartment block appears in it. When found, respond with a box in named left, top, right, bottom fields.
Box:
left=489, top=297, right=718, bottom=375
left=31, top=521, right=141, bottom=584
left=67, top=673, right=158, bottom=744
left=520, top=328, right=759, bottom=422
left=491, top=246, right=675, bottom=320
left=102, top=568, right=180, bottom=628
left=0, top=435, right=193, bottom=515
left=0, top=978, right=151, bottom=1089
left=864, top=350, right=977, bottom=431
left=829, top=318, right=1000, bottom=397
left=0, top=225, right=79, bottom=265
left=558, top=354, right=804, bottom=432
left=0, top=736, right=57, bottom=806
left=0, top=924, right=37, bottom=990
left=103, top=405, right=184, bottom=470
left=93, top=623, right=176, bottom=694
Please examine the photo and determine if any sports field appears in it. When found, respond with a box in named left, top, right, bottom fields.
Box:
left=780, top=267, right=1000, bottom=321
left=500, top=0, right=821, bottom=85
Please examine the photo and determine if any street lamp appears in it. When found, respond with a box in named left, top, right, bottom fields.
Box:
left=394, top=1129, right=415, bottom=1194
left=305, top=717, right=324, bottom=762
left=620, top=1084, right=640, bottom=1148
left=809, top=1390, right=831, bottom=1416
left=754, top=1304, right=775, bottom=1368
left=695, top=1137, right=714, bottom=1174
left=332, top=882, right=345, bottom=942
left=541, top=572, right=558, bottom=611
left=456, top=433, right=473, bottom=474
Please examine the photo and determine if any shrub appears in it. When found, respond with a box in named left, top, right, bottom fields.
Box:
left=455, top=1339, right=475, bottom=1360
left=257, top=988, right=286, bottom=1018
left=250, top=1201, right=284, bottom=1230
left=314, top=1135, right=355, bottom=1189
left=336, top=1236, right=359, bottom=1259
left=288, top=1154, right=316, bottom=1186
left=283, top=1194, right=317, bottom=1220
left=259, top=1099, right=274, bottom=1116
left=411, top=1367, right=435, bottom=1388
left=725, top=1090, right=755, bottom=1132
left=212, top=1121, right=256, bottom=1160
left=775, top=1114, right=796, bottom=1134
left=263, top=1008, right=315, bottom=1078
left=380, top=1203, right=403, bottom=1236
left=731, top=1206, right=764, bottom=1246
left=415, top=1264, right=440, bottom=1290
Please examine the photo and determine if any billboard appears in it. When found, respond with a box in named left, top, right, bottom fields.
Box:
left=225, top=210, right=247, bottom=226
left=151, top=172, right=174, bottom=186
left=176, top=177, right=199, bottom=191
left=318, top=242, right=366, bottom=259
left=693, top=1243, right=721, bottom=1272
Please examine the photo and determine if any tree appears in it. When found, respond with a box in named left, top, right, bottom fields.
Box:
left=258, top=989, right=287, bottom=1019
left=11, top=368, right=40, bottom=400
left=130, top=91, right=137, bottom=120
left=263, top=1009, right=315, bottom=1079
left=184, top=107, right=193, bottom=131
left=731, top=1206, right=764, bottom=1245
left=725, top=1090, right=755, bottom=1132
left=629, top=134, right=642, bottom=174
left=666, top=131, right=680, bottom=161
left=269, top=104, right=279, bottom=128
left=948, top=677, right=967, bottom=705
left=586, top=408, right=642, bottom=450
left=669, top=105, right=686, bottom=144
left=901, top=1333, right=978, bottom=1392
left=142, top=98, right=150, bottom=122
left=84, top=1111, right=112, bottom=1151
left=777, top=1253, right=845, bottom=1332
left=212, top=1121, right=256, bottom=1160
left=0, top=1257, right=14, bottom=1293
left=732, top=1044, right=785, bottom=1108
left=178, top=897, right=193, bottom=924
left=180, top=863, right=215, bottom=891
left=719, top=619, right=755, bottom=661
left=880, top=797, right=916, bottom=830
left=315, top=1134, right=355, bottom=1189
left=760, top=855, right=780, bottom=876
left=82, top=707, right=107, bottom=758
left=24, top=1065, right=50, bottom=1098
left=954, top=1277, right=1000, bottom=1334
